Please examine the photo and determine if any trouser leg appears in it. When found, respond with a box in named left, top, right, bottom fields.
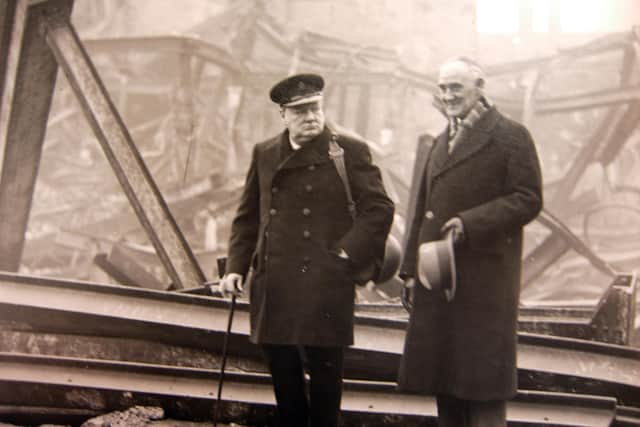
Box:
left=262, top=344, right=308, bottom=427
left=304, top=346, right=344, bottom=427
left=467, top=399, right=506, bottom=427
left=437, top=394, right=506, bottom=427
left=436, top=394, right=466, bottom=427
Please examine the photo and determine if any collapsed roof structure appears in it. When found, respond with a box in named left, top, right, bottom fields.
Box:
left=5, top=2, right=638, bottom=298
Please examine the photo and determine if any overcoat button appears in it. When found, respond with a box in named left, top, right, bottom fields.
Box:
left=271, top=186, right=279, bottom=193
left=303, top=230, right=311, bottom=239
left=308, top=165, right=316, bottom=171
left=301, top=265, right=309, bottom=273
left=302, top=208, right=311, bottom=216
left=305, top=184, right=313, bottom=192
left=269, top=208, right=277, bottom=216
left=425, top=210, right=434, bottom=220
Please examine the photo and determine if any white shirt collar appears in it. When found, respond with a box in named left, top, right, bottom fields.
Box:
left=289, top=136, right=301, bottom=151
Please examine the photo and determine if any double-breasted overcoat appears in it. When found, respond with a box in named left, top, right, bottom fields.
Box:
left=226, top=126, right=394, bottom=346
left=397, top=107, right=543, bottom=401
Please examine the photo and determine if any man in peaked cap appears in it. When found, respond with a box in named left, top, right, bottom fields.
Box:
left=398, top=57, right=542, bottom=426
left=220, top=73, right=394, bottom=426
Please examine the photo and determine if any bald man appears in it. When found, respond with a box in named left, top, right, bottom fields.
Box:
left=397, top=57, right=543, bottom=426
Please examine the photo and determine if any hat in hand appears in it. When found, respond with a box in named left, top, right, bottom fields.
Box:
left=417, top=230, right=457, bottom=302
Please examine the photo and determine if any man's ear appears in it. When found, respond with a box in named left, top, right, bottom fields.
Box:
left=279, top=107, right=286, bottom=120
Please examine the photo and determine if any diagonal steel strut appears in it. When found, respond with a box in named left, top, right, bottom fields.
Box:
left=39, top=7, right=205, bottom=289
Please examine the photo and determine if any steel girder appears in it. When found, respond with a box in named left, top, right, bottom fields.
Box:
left=0, top=271, right=638, bottom=407
left=40, top=10, right=205, bottom=289
left=0, top=0, right=73, bottom=271
left=0, top=0, right=206, bottom=288
left=0, top=352, right=620, bottom=427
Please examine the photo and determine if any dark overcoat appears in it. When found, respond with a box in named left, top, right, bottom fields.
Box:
left=226, top=126, right=394, bottom=346
left=397, top=107, right=543, bottom=401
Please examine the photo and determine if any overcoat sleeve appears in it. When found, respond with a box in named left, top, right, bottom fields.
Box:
left=226, top=145, right=260, bottom=276
left=458, top=123, right=543, bottom=247
left=337, top=143, right=394, bottom=271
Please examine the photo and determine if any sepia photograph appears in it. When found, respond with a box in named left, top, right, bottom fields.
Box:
left=0, top=0, right=638, bottom=426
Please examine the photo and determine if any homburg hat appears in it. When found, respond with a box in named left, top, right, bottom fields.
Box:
left=417, top=231, right=457, bottom=302
left=377, top=234, right=402, bottom=284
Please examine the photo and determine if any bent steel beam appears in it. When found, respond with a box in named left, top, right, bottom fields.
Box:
left=39, top=9, right=205, bottom=289
left=0, top=272, right=638, bottom=406
left=0, top=0, right=73, bottom=271
left=0, top=352, right=619, bottom=427
left=522, top=209, right=617, bottom=291
left=526, top=46, right=639, bottom=284
left=547, top=42, right=638, bottom=212
left=535, top=85, right=640, bottom=114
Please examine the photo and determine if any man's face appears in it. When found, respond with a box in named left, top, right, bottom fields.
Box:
left=281, top=100, right=325, bottom=143
left=437, top=61, right=482, bottom=119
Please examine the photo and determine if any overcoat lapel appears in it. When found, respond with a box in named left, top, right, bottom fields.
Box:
left=426, top=132, right=449, bottom=197
left=430, top=107, right=501, bottom=181
left=260, top=132, right=288, bottom=189
left=402, top=134, right=435, bottom=251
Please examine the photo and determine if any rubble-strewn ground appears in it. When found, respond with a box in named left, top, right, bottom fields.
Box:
left=0, top=406, right=250, bottom=427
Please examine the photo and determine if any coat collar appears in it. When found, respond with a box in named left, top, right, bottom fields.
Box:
left=279, top=126, right=332, bottom=170
left=430, top=106, right=501, bottom=179
left=259, top=126, right=333, bottom=191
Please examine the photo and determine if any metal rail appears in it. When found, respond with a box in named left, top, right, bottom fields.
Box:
left=0, top=271, right=638, bottom=407
left=0, top=352, right=619, bottom=427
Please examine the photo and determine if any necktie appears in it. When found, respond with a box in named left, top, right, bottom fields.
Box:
left=448, top=118, right=461, bottom=154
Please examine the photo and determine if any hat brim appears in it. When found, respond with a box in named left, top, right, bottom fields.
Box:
left=282, top=94, right=323, bottom=107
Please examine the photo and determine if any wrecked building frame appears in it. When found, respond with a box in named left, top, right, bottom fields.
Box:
left=0, top=1, right=638, bottom=339
left=0, top=1, right=639, bottom=425
left=0, top=0, right=206, bottom=289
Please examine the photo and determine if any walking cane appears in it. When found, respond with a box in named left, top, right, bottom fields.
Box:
left=213, top=257, right=236, bottom=427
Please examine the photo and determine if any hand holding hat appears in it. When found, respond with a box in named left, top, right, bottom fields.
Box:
left=440, top=217, right=465, bottom=246
left=417, top=217, right=459, bottom=302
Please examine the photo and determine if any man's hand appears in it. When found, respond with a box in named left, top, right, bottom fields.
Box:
left=219, top=272, right=244, bottom=298
left=440, top=217, right=465, bottom=246
left=401, top=277, right=415, bottom=311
